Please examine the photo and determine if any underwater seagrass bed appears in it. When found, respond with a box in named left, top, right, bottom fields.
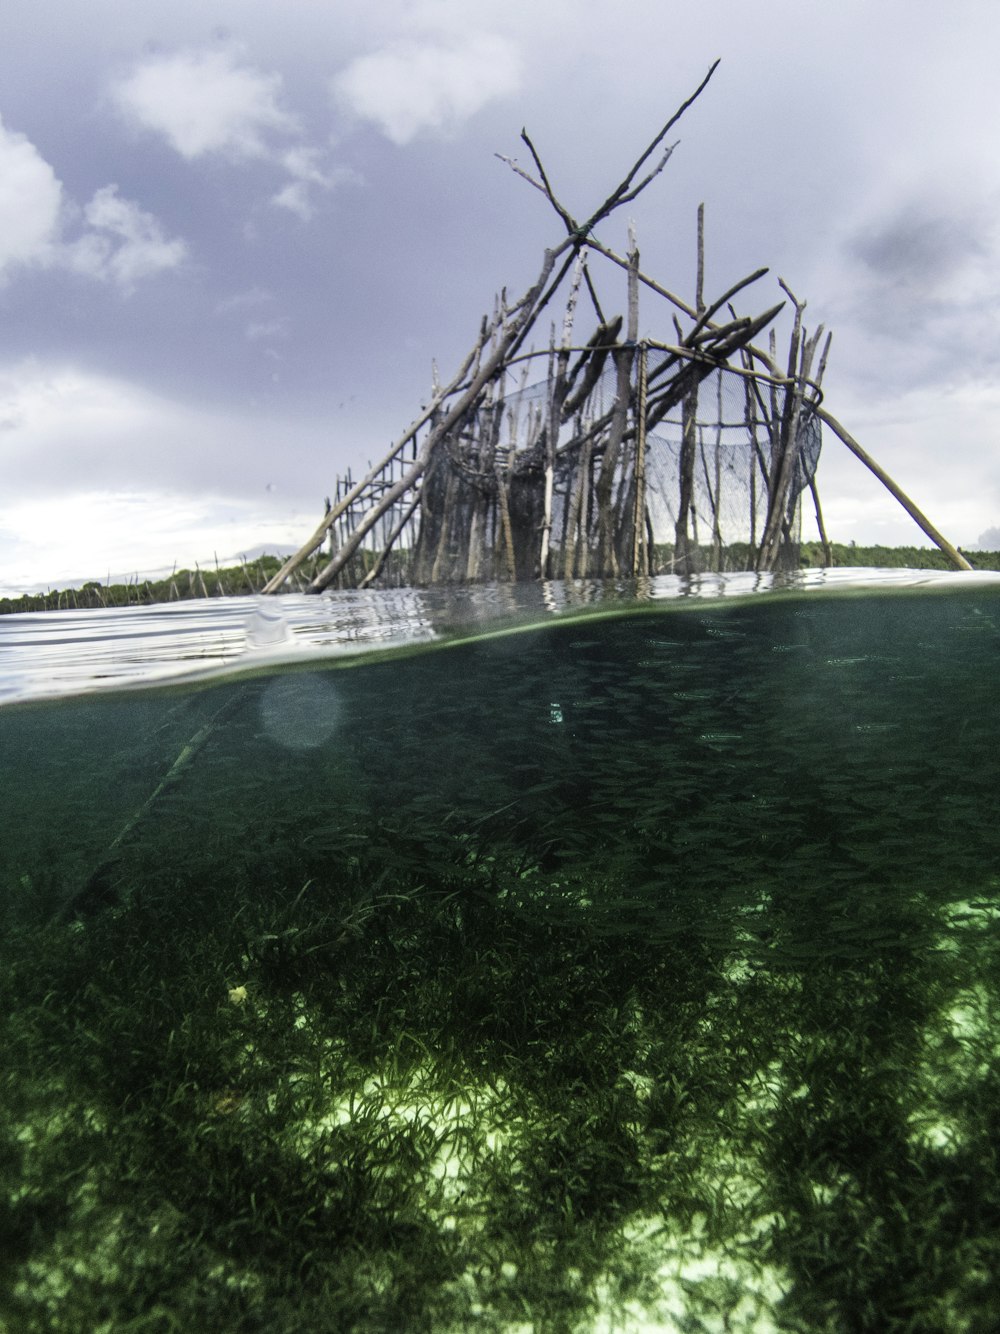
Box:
left=1, top=575, right=999, bottom=1332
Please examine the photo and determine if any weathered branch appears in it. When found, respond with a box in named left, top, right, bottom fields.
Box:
left=520, top=128, right=576, bottom=232
left=643, top=303, right=785, bottom=430
left=584, top=236, right=698, bottom=318
left=582, top=59, right=720, bottom=229
left=261, top=331, right=488, bottom=593
left=541, top=256, right=583, bottom=575
left=562, top=315, right=623, bottom=416
left=500, top=61, right=719, bottom=248
left=306, top=241, right=572, bottom=591
left=267, top=61, right=968, bottom=593
left=686, top=267, right=770, bottom=344
left=815, top=408, right=973, bottom=571
left=494, top=153, right=547, bottom=198
left=595, top=231, right=640, bottom=571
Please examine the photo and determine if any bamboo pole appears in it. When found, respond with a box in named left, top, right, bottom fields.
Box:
left=595, top=230, right=640, bottom=573
left=541, top=257, right=583, bottom=577
left=711, top=371, right=724, bottom=570
left=756, top=285, right=823, bottom=571
left=631, top=341, right=649, bottom=575
left=675, top=384, right=698, bottom=572
left=808, top=477, right=833, bottom=565
left=814, top=408, right=973, bottom=571
left=495, top=462, right=517, bottom=580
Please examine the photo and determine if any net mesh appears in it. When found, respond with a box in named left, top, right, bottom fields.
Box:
left=320, top=349, right=822, bottom=586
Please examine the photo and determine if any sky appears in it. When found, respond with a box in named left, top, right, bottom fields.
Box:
left=1, top=0, right=999, bottom=593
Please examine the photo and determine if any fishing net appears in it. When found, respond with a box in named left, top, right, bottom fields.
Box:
left=404, top=351, right=822, bottom=582
left=318, top=345, right=822, bottom=587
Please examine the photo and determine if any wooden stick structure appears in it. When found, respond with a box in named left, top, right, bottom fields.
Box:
left=264, top=66, right=971, bottom=591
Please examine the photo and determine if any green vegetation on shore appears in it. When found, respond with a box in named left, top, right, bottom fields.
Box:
left=1, top=545, right=998, bottom=616
left=0, top=556, right=286, bottom=615
left=797, top=542, right=997, bottom=571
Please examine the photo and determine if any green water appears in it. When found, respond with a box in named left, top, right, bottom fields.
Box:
left=1, top=588, right=999, bottom=1331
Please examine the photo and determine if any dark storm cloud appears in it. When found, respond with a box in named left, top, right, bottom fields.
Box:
left=849, top=206, right=986, bottom=292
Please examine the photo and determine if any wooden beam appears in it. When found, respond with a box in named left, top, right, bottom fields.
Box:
left=816, top=407, right=973, bottom=571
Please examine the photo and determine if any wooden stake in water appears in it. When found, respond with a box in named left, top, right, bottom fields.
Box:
left=62, top=687, right=251, bottom=920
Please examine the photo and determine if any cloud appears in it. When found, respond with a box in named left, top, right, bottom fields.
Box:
left=64, top=185, right=187, bottom=289
left=0, top=113, right=185, bottom=291
left=214, top=286, right=273, bottom=315
left=0, top=489, right=304, bottom=594
left=816, top=378, right=1000, bottom=548
left=0, top=359, right=273, bottom=499
left=0, top=358, right=323, bottom=590
left=827, top=191, right=1000, bottom=396
left=113, top=47, right=297, bottom=160
left=332, top=32, right=521, bottom=145
left=245, top=317, right=290, bottom=342
left=0, top=113, right=63, bottom=276
left=113, top=47, right=355, bottom=220
left=270, top=147, right=360, bottom=220
left=848, top=205, right=988, bottom=295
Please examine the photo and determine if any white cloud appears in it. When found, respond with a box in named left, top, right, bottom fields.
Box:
left=280, top=146, right=331, bottom=186
left=271, top=180, right=313, bottom=220
left=0, top=361, right=227, bottom=496
left=815, top=379, right=1000, bottom=548
left=0, top=359, right=317, bottom=592
left=113, top=47, right=297, bottom=160
left=214, top=286, right=274, bottom=315
left=332, top=32, right=522, bottom=145
left=270, top=146, right=360, bottom=220
left=0, top=489, right=303, bottom=595
left=0, top=358, right=326, bottom=504
left=113, top=48, right=355, bottom=221
left=64, top=185, right=187, bottom=290
left=0, top=113, right=185, bottom=290
left=0, top=113, right=63, bottom=277
left=245, top=317, right=290, bottom=342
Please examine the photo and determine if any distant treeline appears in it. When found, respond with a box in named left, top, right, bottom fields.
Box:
left=797, top=542, right=1000, bottom=571
left=1, top=545, right=998, bottom=616
left=0, top=556, right=285, bottom=616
